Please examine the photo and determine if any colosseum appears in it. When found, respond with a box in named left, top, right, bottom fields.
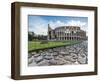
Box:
left=48, top=24, right=87, bottom=41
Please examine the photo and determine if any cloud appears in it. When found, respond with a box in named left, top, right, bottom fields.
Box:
left=29, top=16, right=87, bottom=35
left=49, top=20, right=67, bottom=29
left=66, top=20, right=87, bottom=31
left=67, top=20, right=86, bottom=27
left=29, top=16, right=48, bottom=35
left=49, top=20, right=87, bottom=31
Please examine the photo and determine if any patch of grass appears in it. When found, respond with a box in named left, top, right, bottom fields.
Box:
left=28, top=40, right=81, bottom=51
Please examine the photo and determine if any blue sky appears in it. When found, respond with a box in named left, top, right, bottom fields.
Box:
left=28, top=15, right=88, bottom=35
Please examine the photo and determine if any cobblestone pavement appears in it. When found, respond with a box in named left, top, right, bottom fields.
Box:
left=28, top=41, right=88, bottom=66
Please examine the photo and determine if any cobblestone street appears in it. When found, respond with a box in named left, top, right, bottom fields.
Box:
left=28, top=41, right=88, bottom=66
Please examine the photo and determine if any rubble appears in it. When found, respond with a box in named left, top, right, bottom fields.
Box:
left=28, top=41, right=88, bottom=66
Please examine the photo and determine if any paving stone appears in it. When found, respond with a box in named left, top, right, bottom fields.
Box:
left=31, top=52, right=37, bottom=55
left=37, top=59, right=50, bottom=66
left=48, top=59, right=57, bottom=65
left=28, top=53, right=32, bottom=58
left=28, top=56, right=33, bottom=64
left=34, top=56, right=43, bottom=63
left=34, top=53, right=41, bottom=58
left=56, top=58, right=67, bottom=65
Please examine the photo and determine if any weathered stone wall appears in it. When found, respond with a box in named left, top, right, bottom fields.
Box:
left=48, top=25, right=87, bottom=41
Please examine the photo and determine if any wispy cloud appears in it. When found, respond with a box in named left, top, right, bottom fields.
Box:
left=29, top=16, right=48, bottom=35
left=49, top=20, right=87, bottom=32
left=28, top=16, right=88, bottom=35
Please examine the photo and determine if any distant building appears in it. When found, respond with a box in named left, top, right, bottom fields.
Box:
left=48, top=24, right=87, bottom=41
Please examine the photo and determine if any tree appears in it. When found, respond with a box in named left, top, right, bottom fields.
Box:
left=28, top=32, right=35, bottom=41
left=28, top=33, right=33, bottom=41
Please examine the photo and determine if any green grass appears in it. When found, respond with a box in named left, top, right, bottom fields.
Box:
left=28, top=40, right=81, bottom=51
